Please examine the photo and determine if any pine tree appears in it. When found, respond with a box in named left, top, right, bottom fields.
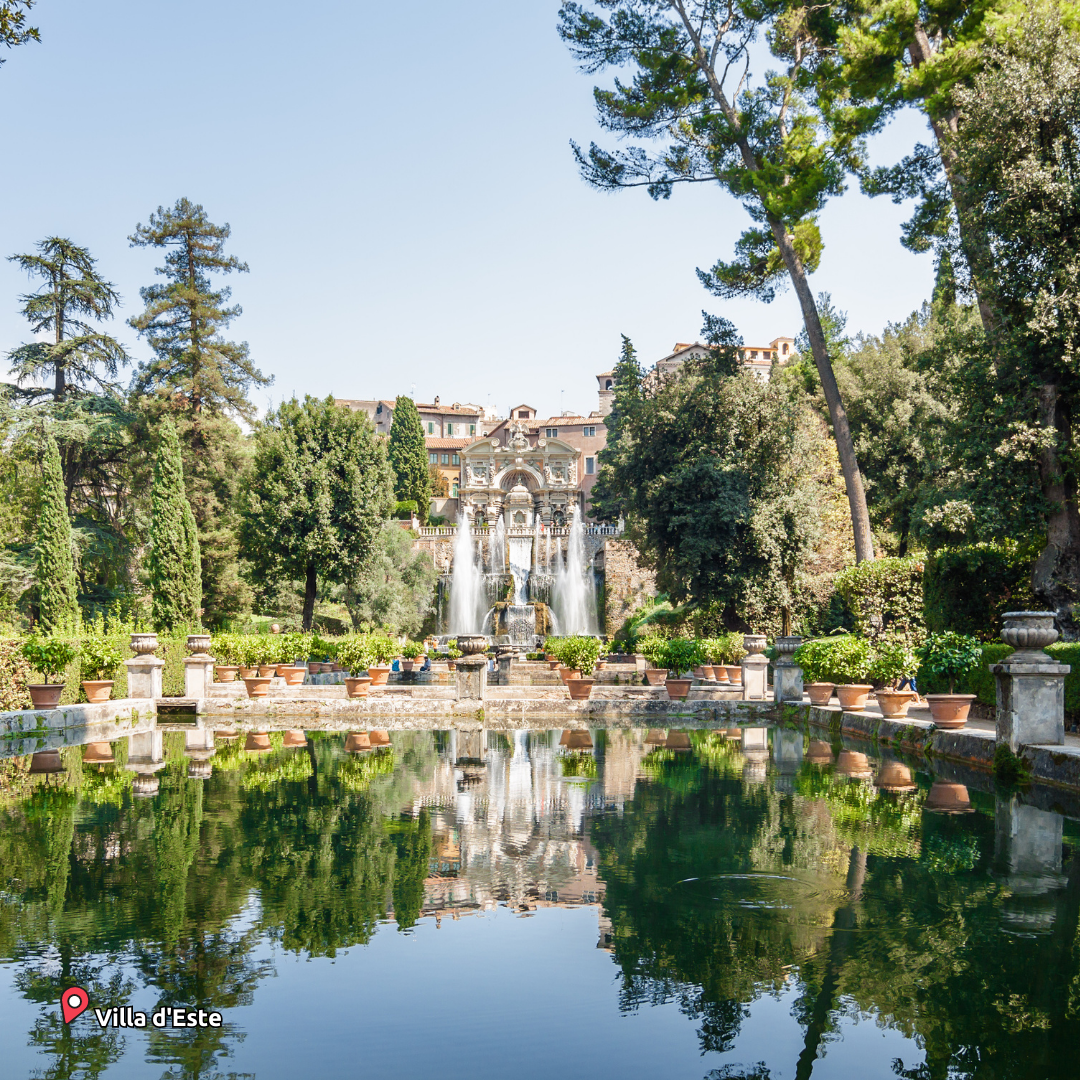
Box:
left=387, top=396, right=431, bottom=524
left=589, top=336, right=642, bottom=522
left=148, top=417, right=197, bottom=631
left=129, top=198, right=269, bottom=621
left=35, top=431, right=78, bottom=632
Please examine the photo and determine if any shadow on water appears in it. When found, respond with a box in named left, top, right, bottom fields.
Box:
left=2, top=724, right=1080, bottom=1078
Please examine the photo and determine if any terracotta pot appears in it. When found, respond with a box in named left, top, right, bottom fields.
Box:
left=805, top=682, right=835, bottom=705
left=307, top=661, right=321, bottom=675
left=876, top=689, right=915, bottom=719
left=558, top=666, right=580, bottom=683
left=215, top=730, right=239, bottom=740
left=345, top=676, right=372, bottom=698
left=925, top=780, right=972, bottom=813
left=876, top=761, right=916, bottom=792
left=29, top=749, right=64, bottom=774
left=925, top=694, right=976, bottom=729
left=28, top=684, right=63, bottom=709
left=724, top=727, right=742, bottom=739
left=665, top=678, right=692, bottom=699
left=665, top=731, right=692, bottom=751
left=694, top=667, right=706, bottom=679
left=713, top=666, right=730, bottom=684
left=332, top=664, right=343, bottom=673
left=215, top=666, right=239, bottom=683
left=273, top=663, right=292, bottom=676
left=83, top=740, right=115, bottom=764
left=245, top=732, right=271, bottom=752
left=400, top=660, right=416, bottom=673
left=447, top=661, right=457, bottom=672
left=806, top=739, right=834, bottom=765
left=724, top=665, right=743, bottom=684
left=836, top=684, right=873, bottom=710
left=644, top=668, right=668, bottom=686
left=366, top=666, right=390, bottom=686
left=238, top=667, right=258, bottom=679
left=82, top=680, right=114, bottom=704
left=243, top=676, right=272, bottom=698
left=282, top=730, right=308, bottom=748
left=644, top=729, right=667, bottom=746
left=281, top=666, right=306, bottom=687
left=547, top=659, right=560, bottom=670
left=566, top=677, right=594, bottom=700
left=369, top=730, right=391, bottom=747
left=345, top=731, right=372, bottom=752
left=595, top=660, right=607, bottom=670
left=835, top=749, right=873, bottom=781
left=566, top=729, right=593, bottom=751
left=257, top=664, right=276, bottom=677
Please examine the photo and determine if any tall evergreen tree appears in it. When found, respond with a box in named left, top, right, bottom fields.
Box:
left=590, top=336, right=642, bottom=523
left=148, top=418, right=199, bottom=631
left=387, top=396, right=431, bottom=524
left=128, top=198, right=269, bottom=621
left=181, top=499, right=202, bottom=624
left=239, top=396, right=395, bottom=630
left=35, top=431, right=78, bottom=632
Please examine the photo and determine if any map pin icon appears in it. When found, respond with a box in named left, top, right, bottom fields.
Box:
left=61, top=987, right=89, bottom=1023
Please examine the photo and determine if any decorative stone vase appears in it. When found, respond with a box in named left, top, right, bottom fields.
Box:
left=367, top=666, right=391, bottom=687
left=775, top=636, right=803, bottom=662
left=28, top=684, right=64, bottom=708
left=215, top=666, right=239, bottom=683
left=876, top=761, right=916, bottom=792
left=743, top=634, right=767, bottom=656
left=238, top=667, right=258, bottom=679
left=875, top=689, right=915, bottom=719
left=925, top=780, right=972, bottom=813
left=81, top=680, right=114, bottom=704
left=130, top=633, right=159, bottom=657
left=282, top=666, right=306, bottom=687
left=244, top=732, right=272, bottom=752
left=344, top=731, right=372, bottom=752
left=83, top=741, right=115, bottom=764
left=243, top=677, right=272, bottom=698
left=186, top=634, right=212, bottom=657
left=345, top=676, right=372, bottom=698
left=29, top=749, right=64, bottom=774
left=724, top=665, right=743, bottom=684
left=836, top=684, right=874, bottom=710
left=1001, top=611, right=1058, bottom=659
left=665, top=678, right=692, bottom=699
left=644, top=668, right=667, bottom=686
left=566, top=677, right=594, bottom=700
left=925, top=694, right=976, bottom=728
left=457, top=634, right=488, bottom=656
left=282, top=730, right=308, bottom=748
left=257, top=664, right=276, bottom=678
left=805, top=682, right=834, bottom=705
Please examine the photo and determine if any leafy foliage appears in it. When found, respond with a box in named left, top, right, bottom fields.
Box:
left=78, top=637, right=124, bottom=682
left=34, top=432, right=78, bottom=633
left=917, top=631, right=984, bottom=694
left=833, top=556, right=925, bottom=645
left=344, top=522, right=435, bottom=636
left=21, top=634, right=76, bottom=682
left=387, top=397, right=431, bottom=525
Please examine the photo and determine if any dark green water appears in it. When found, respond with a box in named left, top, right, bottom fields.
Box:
left=2, top=726, right=1078, bottom=1080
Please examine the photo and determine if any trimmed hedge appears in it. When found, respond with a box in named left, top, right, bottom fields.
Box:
left=833, top=557, right=924, bottom=644
left=923, top=541, right=1037, bottom=641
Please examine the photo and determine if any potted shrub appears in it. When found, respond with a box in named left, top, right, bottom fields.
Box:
left=869, top=638, right=919, bottom=719
left=250, top=636, right=276, bottom=678
left=445, top=640, right=462, bottom=671
left=720, top=631, right=746, bottom=684
left=663, top=638, right=703, bottom=699
left=211, top=633, right=240, bottom=682
left=337, top=635, right=374, bottom=698
left=366, top=633, right=397, bottom=686
left=79, top=638, right=124, bottom=703
left=917, top=632, right=982, bottom=728
left=639, top=634, right=669, bottom=686
left=793, top=638, right=837, bottom=705
left=562, top=636, right=601, bottom=700
left=700, top=638, right=729, bottom=682
left=400, top=639, right=424, bottom=673
left=22, top=635, right=76, bottom=708
left=828, top=636, right=874, bottom=709
left=235, top=636, right=259, bottom=679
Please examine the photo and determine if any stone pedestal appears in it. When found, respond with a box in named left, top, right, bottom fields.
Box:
left=455, top=656, right=487, bottom=701
left=127, top=730, right=165, bottom=769
left=497, top=652, right=513, bottom=686
left=125, top=656, right=165, bottom=701
left=741, top=655, right=769, bottom=701
left=773, top=635, right=803, bottom=703
left=994, top=795, right=1066, bottom=933
left=183, top=657, right=215, bottom=700
left=993, top=611, right=1069, bottom=752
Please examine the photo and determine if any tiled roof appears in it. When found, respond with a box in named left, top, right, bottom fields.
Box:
left=532, top=416, right=603, bottom=427
left=425, top=437, right=469, bottom=450
left=417, top=403, right=481, bottom=416
left=596, top=370, right=614, bottom=378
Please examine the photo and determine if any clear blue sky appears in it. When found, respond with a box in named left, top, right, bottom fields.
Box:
left=0, top=0, right=933, bottom=422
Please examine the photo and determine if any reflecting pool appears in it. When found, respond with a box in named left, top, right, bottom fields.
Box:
left=2, top=726, right=1079, bottom=1079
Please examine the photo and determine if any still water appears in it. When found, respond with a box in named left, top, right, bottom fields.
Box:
left=1, top=726, right=1078, bottom=1080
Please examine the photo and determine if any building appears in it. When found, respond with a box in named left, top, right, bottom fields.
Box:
left=654, top=336, right=796, bottom=382
left=426, top=437, right=467, bottom=498
left=336, top=396, right=492, bottom=438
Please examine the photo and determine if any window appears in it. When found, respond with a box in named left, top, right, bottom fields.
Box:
left=605, top=379, right=613, bottom=390
left=451, top=480, right=459, bottom=497
left=446, top=422, right=453, bottom=436
left=441, top=453, right=450, bottom=465
left=517, top=410, right=529, bottom=419
left=469, top=424, right=476, bottom=435
left=427, top=421, right=435, bottom=434
left=750, top=350, right=758, bottom=359
left=376, top=403, right=382, bottom=414
left=428, top=452, right=437, bottom=463
left=452, top=454, right=459, bottom=465
left=513, top=511, right=526, bottom=525
left=585, top=457, right=595, bottom=475
left=583, top=426, right=596, bottom=438
left=782, top=343, right=789, bottom=355
left=545, top=427, right=558, bottom=439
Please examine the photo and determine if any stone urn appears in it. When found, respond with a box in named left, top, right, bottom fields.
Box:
left=743, top=634, right=767, bottom=656
left=774, top=636, right=802, bottom=663
left=457, top=635, right=488, bottom=657
left=1001, top=611, right=1058, bottom=660
left=130, top=633, right=159, bottom=657
left=186, top=634, right=212, bottom=657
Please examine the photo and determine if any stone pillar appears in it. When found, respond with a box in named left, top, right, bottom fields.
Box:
left=455, top=656, right=487, bottom=701
left=993, top=611, right=1070, bottom=752
left=126, top=632, right=164, bottom=700
left=497, top=651, right=513, bottom=685
left=994, top=794, right=1066, bottom=933
left=772, top=728, right=803, bottom=793
left=126, top=729, right=166, bottom=797
left=741, top=634, right=769, bottom=701
left=773, top=635, right=803, bottom=703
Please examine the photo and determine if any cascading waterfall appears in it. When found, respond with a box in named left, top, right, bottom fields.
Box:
left=508, top=537, right=531, bottom=604
left=551, top=505, right=598, bottom=635
left=489, top=518, right=506, bottom=574
left=545, top=530, right=552, bottom=571
left=449, top=512, right=486, bottom=635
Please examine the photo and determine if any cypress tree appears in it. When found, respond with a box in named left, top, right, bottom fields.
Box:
left=589, top=336, right=642, bottom=523
left=387, top=396, right=431, bottom=523
left=181, top=499, right=202, bottom=623
left=35, top=431, right=79, bottom=632
left=148, top=417, right=196, bottom=630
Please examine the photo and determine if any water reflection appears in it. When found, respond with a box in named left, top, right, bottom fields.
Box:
left=1, top=726, right=1080, bottom=1079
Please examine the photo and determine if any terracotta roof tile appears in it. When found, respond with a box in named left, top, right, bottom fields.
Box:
left=425, top=437, right=469, bottom=450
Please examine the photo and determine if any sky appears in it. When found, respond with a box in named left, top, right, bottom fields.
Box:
left=0, top=0, right=934, bottom=423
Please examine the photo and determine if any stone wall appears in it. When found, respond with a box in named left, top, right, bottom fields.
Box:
left=600, top=539, right=657, bottom=639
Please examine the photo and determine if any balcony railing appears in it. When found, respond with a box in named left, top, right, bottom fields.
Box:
left=415, top=523, right=624, bottom=538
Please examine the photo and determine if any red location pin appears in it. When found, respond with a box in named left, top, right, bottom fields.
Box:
left=61, top=986, right=89, bottom=1023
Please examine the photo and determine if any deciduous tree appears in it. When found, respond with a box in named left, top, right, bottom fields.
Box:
left=35, top=431, right=78, bottom=632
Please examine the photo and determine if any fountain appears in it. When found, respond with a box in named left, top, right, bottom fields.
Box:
left=551, top=505, right=598, bottom=635
left=448, top=511, right=486, bottom=635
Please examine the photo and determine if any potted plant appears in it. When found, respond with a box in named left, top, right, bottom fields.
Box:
left=79, top=638, right=124, bottom=703
left=917, top=632, right=982, bottom=728
left=869, top=638, right=919, bottom=719
left=562, top=636, right=601, bottom=700
left=366, top=633, right=397, bottom=686
left=400, top=639, right=424, bottom=672
left=793, top=638, right=838, bottom=705
left=663, top=638, right=703, bottom=699
left=211, top=633, right=240, bottom=682
left=445, top=640, right=462, bottom=670
left=234, top=636, right=259, bottom=679
left=827, top=636, right=874, bottom=709
left=337, top=635, right=374, bottom=698
left=720, top=631, right=746, bottom=684
left=250, top=636, right=276, bottom=677
left=639, top=634, right=669, bottom=686
left=22, top=635, right=77, bottom=708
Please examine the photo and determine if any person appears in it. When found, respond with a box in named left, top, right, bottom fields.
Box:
left=420, top=654, right=431, bottom=673
left=391, top=659, right=400, bottom=672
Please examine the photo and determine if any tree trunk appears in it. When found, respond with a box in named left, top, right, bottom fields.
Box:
left=301, top=563, right=318, bottom=631
left=1033, top=384, right=1080, bottom=637
left=770, top=217, right=876, bottom=563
